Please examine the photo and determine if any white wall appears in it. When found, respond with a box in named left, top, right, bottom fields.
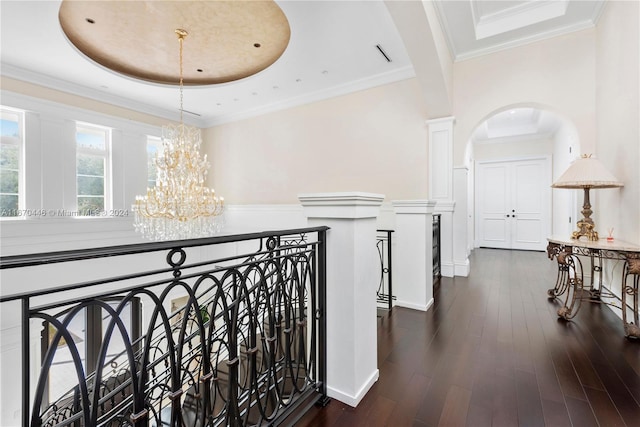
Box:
left=473, top=137, right=553, bottom=161
left=203, top=78, right=429, bottom=204
left=595, top=1, right=640, bottom=245
left=594, top=0, right=640, bottom=310
left=453, top=28, right=597, bottom=166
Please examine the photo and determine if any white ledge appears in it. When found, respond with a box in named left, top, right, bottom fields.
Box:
left=298, top=192, right=385, bottom=206
left=392, top=200, right=437, bottom=214
left=434, top=200, right=456, bottom=212
left=298, top=192, right=385, bottom=219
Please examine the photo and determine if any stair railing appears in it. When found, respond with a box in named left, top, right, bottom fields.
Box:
left=0, top=227, right=328, bottom=427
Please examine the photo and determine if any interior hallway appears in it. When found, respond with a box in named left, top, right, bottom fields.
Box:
left=298, top=248, right=640, bottom=426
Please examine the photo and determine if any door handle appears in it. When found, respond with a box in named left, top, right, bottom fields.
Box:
left=506, top=214, right=510, bottom=218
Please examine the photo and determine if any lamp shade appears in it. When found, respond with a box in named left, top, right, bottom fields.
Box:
left=552, top=155, right=624, bottom=189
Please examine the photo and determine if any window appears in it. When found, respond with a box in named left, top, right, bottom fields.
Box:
left=76, top=123, right=110, bottom=216
left=146, top=135, right=162, bottom=188
left=41, top=298, right=141, bottom=406
left=0, top=108, right=24, bottom=217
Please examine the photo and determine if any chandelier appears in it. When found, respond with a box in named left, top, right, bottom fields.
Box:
left=133, top=29, right=224, bottom=241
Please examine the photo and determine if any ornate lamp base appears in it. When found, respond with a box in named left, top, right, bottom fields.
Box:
left=571, top=219, right=599, bottom=241
left=571, top=187, right=599, bottom=241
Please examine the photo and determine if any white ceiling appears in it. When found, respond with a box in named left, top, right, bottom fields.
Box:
left=472, top=107, right=563, bottom=143
left=1, top=1, right=606, bottom=128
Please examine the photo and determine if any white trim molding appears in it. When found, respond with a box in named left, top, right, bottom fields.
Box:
left=394, top=297, right=435, bottom=312
left=298, top=192, right=385, bottom=219
left=327, top=369, right=380, bottom=408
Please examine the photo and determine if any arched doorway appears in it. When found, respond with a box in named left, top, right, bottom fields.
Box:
left=465, top=106, right=581, bottom=250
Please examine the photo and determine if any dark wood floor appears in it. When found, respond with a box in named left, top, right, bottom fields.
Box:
left=296, top=248, right=640, bottom=427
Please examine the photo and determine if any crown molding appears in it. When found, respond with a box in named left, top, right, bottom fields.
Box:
left=1, top=64, right=203, bottom=127
left=591, top=0, right=607, bottom=25
left=431, top=0, right=459, bottom=66
left=0, top=90, right=162, bottom=136
left=454, top=19, right=596, bottom=62
left=204, top=65, right=416, bottom=127
left=1, top=63, right=207, bottom=128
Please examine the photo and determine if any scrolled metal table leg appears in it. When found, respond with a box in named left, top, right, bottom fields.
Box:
left=547, top=244, right=571, bottom=298
left=589, top=251, right=603, bottom=301
left=556, top=252, right=583, bottom=321
left=622, top=258, right=640, bottom=339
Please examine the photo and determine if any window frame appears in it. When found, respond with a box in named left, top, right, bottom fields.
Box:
left=39, top=297, right=142, bottom=408
left=0, top=107, right=25, bottom=219
left=75, top=122, right=112, bottom=217
left=146, top=135, right=162, bottom=189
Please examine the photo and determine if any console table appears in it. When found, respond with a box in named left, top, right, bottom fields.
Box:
left=546, top=236, right=640, bottom=339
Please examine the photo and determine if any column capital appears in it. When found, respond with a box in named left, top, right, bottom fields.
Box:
left=298, top=192, right=385, bottom=219
left=434, top=200, right=456, bottom=213
left=392, top=200, right=436, bottom=214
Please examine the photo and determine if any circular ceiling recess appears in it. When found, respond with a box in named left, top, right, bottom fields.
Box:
left=58, top=0, right=291, bottom=85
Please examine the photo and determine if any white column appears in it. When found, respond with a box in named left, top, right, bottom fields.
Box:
left=427, top=117, right=454, bottom=201
left=427, top=117, right=459, bottom=277
left=453, top=166, right=470, bottom=276
left=298, top=192, right=384, bottom=407
left=391, top=200, right=436, bottom=311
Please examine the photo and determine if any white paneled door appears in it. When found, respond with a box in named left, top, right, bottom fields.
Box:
left=476, top=157, right=551, bottom=251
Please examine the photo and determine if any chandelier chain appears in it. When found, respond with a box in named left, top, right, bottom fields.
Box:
left=177, top=29, right=186, bottom=125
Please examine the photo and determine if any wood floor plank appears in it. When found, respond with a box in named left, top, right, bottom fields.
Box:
left=591, top=360, right=640, bottom=426
left=437, top=385, right=471, bottom=427
left=396, top=373, right=432, bottom=418
left=565, top=335, right=606, bottom=391
left=584, top=386, right=626, bottom=427
left=466, top=355, right=494, bottom=427
left=376, top=360, right=417, bottom=401
left=565, top=396, right=599, bottom=427
left=491, top=372, right=519, bottom=427
left=363, top=395, right=396, bottom=427
left=548, top=339, right=589, bottom=401
left=514, top=370, right=545, bottom=427
left=541, top=398, right=572, bottom=427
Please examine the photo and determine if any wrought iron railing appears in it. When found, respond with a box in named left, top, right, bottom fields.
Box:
left=432, top=214, right=441, bottom=284
left=0, top=227, right=328, bottom=427
left=376, top=230, right=394, bottom=312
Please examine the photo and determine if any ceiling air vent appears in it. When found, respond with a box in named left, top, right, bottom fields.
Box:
left=376, top=44, right=392, bottom=63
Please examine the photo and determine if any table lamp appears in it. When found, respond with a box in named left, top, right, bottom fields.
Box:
left=552, top=154, right=623, bottom=241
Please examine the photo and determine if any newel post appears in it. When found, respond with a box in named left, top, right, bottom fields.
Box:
left=392, top=200, right=436, bottom=311
left=299, top=192, right=384, bottom=407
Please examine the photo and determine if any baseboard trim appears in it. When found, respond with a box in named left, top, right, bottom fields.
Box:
left=327, top=369, right=379, bottom=407
left=394, top=298, right=434, bottom=312
left=454, top=259, right=470, bottom=277
left=441, top=263, right=455, bottom=277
